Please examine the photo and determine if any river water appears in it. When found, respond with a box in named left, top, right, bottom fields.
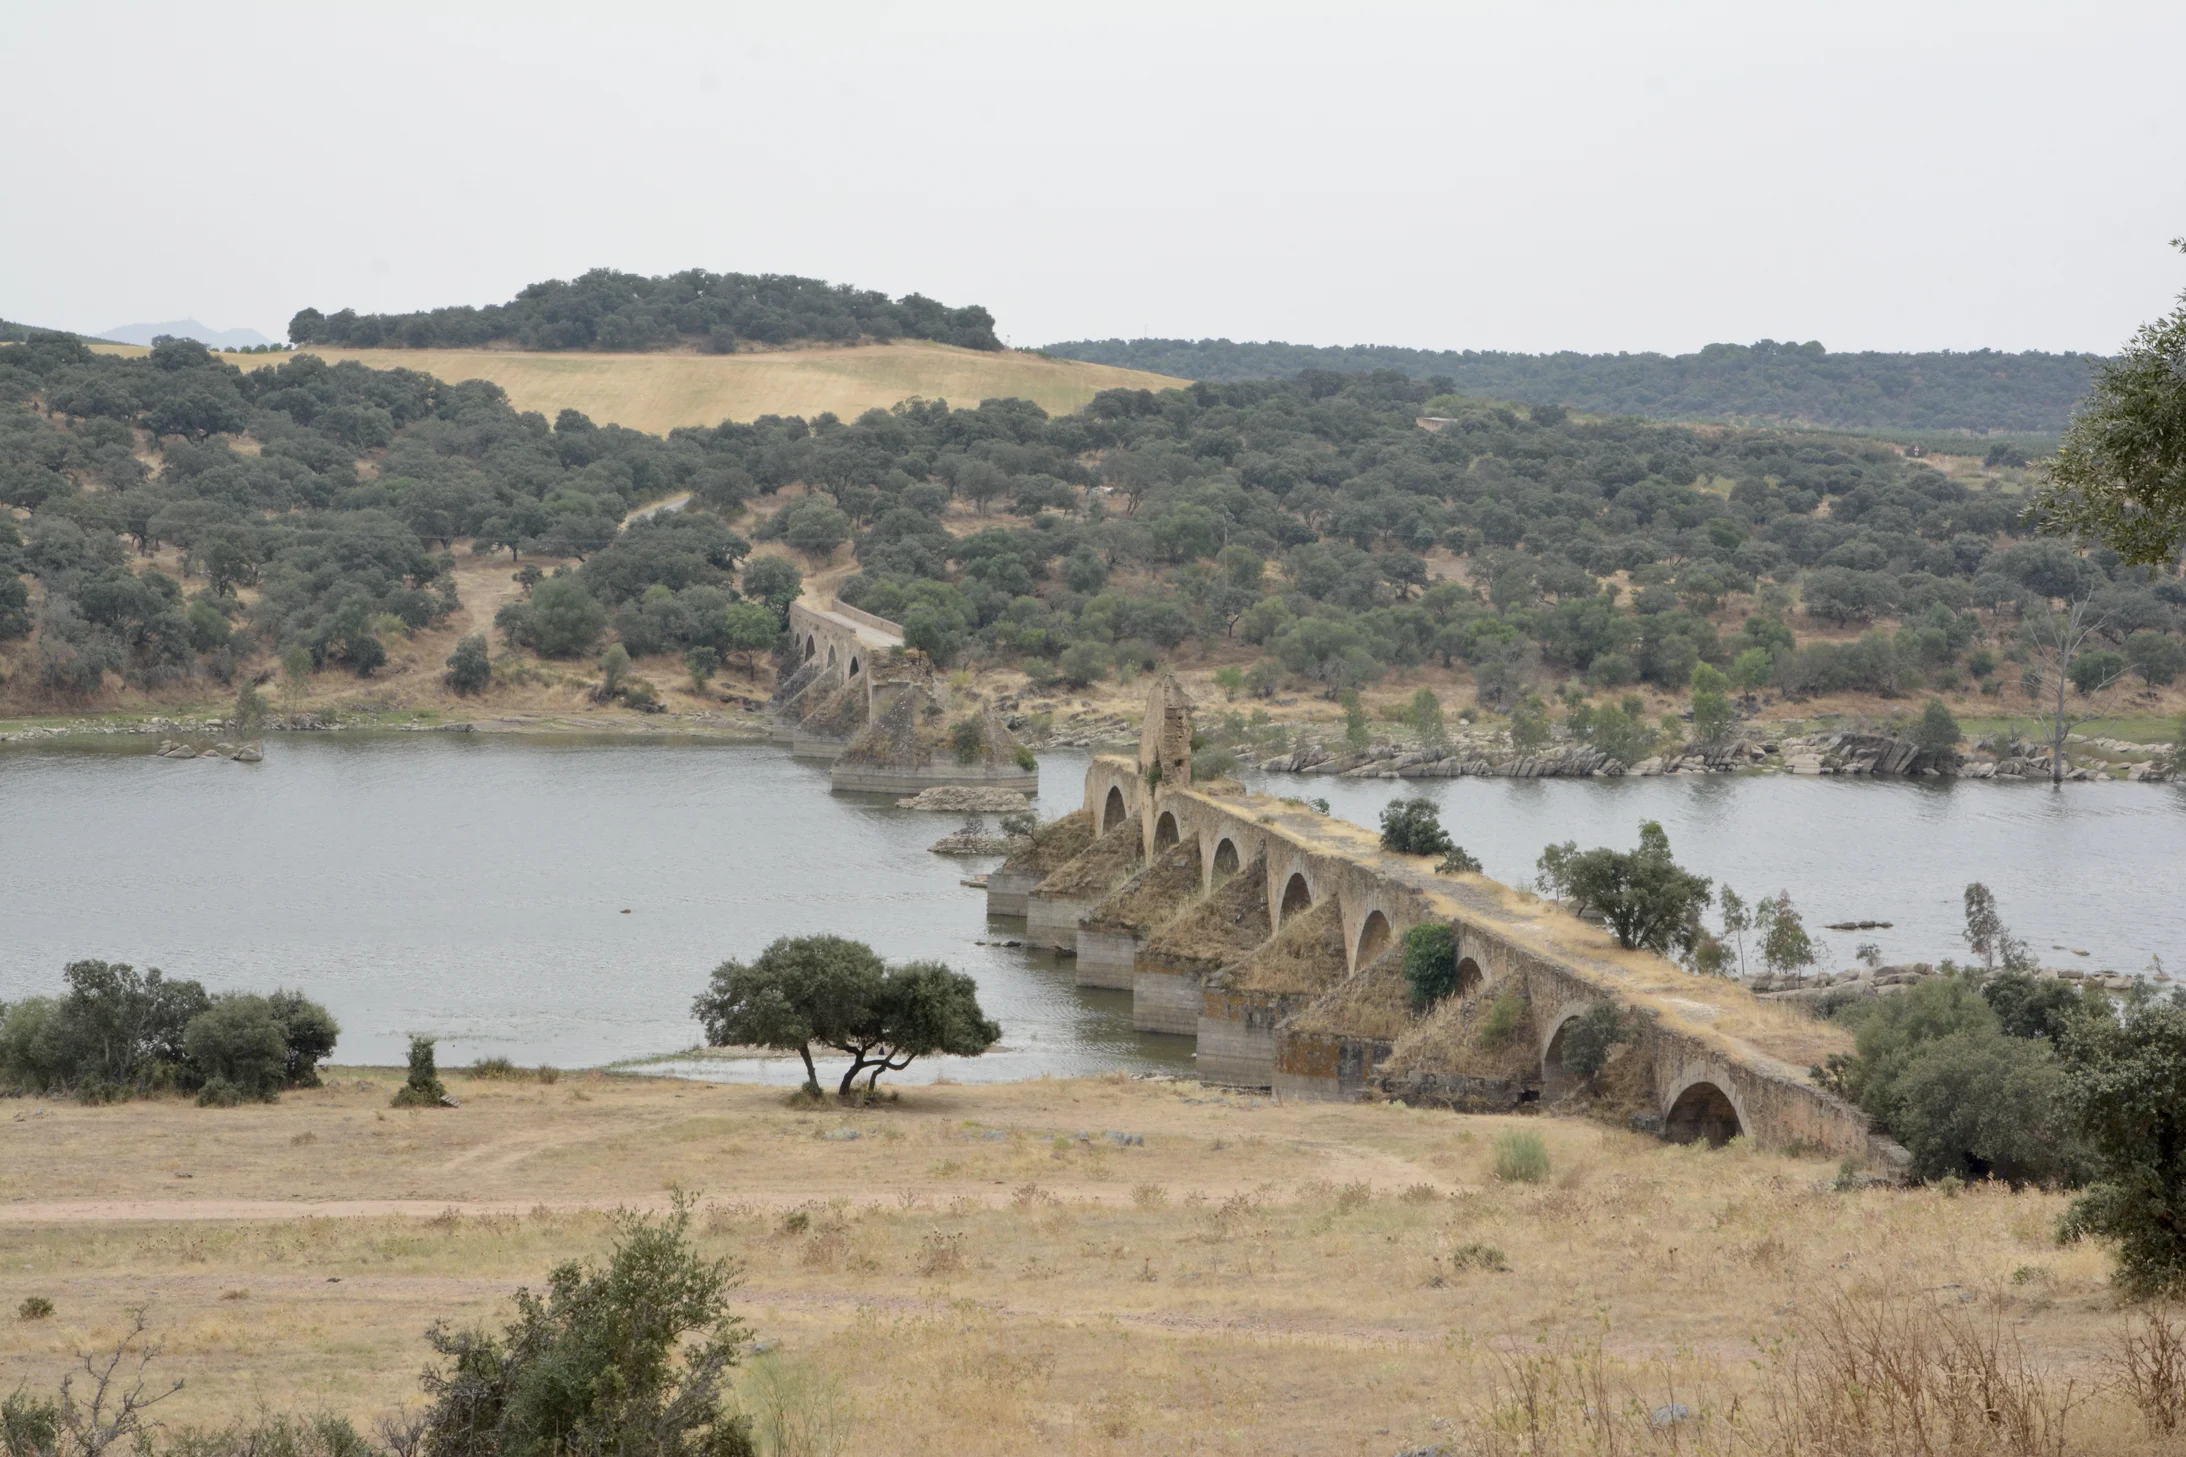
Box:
left=2, top=737, right=2181, bottom=1080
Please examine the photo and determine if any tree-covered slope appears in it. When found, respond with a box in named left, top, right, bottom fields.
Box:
left=1040, top=337, right=2096, bottom=434
left=5, top=334, right=2178, bottom=725
left=290, top=269, right=1001, bottom=355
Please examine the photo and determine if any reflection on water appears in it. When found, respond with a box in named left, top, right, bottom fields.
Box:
left=2, top=736, right=2181, bottom=1080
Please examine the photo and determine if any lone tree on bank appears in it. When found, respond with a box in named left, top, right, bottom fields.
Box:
left=1536, top=821, right=1712, bottom=956
left=692, top=935, right=999, bottom=1097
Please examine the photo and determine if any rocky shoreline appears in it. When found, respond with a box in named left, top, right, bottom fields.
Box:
left=1255, top=727, right=2175, bottom=784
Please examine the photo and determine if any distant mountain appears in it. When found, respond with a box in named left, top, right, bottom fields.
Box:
left=1040, top=336, right=2097, bottom=435
left=98, top=319, right=278, bottom=349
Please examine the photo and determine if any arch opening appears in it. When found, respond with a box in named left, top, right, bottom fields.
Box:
left=1279, top=872, right=1313, bottom=923
left=1455, top=957, right=1484, bottom=996
left=848, top=656, right=860, bottom=678
left=1665, top=1082, right=1743, bottom=1148
left=803, top=635, right=817, bottom=660
left=1542, top=1015, right=1584, bottom=1102
left=1356, top=909, right=1393, bottom=968
left=1102, top=785, right=1128, bottom=832
left=1211, top=838, right=1240, bottom=883
left=826, top=644, right=837, bottom=668
left=1154, top=811, right=1180, bottom=850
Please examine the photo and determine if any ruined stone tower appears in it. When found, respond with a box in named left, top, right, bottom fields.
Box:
left=1138, top=674, right=1195, bottom=789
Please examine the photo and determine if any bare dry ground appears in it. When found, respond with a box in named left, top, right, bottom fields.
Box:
left=0, top=1072, right=2167, bottom=1455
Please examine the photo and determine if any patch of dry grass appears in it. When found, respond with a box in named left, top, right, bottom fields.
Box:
left=0, top=1073, right=2165, bottom=1453
left=182, top=341, right=1186, bottom=435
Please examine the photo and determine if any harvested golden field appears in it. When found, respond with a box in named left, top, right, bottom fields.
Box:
left=89, top=340, right=1187, bottom=433
left=1, top=1071, right=2170, bottom=1455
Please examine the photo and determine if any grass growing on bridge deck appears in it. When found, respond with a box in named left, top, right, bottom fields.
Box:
left=1195, top=783, right=1855, bottom=1077
left=0, top=1070, right=2157, bottom=1455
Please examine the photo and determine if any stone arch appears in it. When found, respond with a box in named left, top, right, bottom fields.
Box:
left=1355, top=909, right=1393, bottom=968
left=1102, top=785, right=1128, bottom=831
left=848, top=655, right=860, bottom=678
left=1211, top=837, right=1240, bottom=884
left=803, top=634, right=817, bottom=660
left=1665, top=1080, right=1744, bottom=1148
left=1154, top=811, right=1180, bottom=849
left=1278, top=871, right=1313, bottom=924
left=1540, top=1009, right=1599, bottom=1102
left=1454, top=957, right=1484, bottom=995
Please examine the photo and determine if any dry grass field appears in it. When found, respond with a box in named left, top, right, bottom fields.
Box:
left=2, top=1071, right=2174, bottom=1455
left=90, top=340, right=1188, bottom=433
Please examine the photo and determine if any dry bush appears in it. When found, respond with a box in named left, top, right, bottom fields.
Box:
left=741, top=1352, right=855, bottom=1457
left=915, top=1231, right=967, bottom=1278
left=1465, top=1289, right=2094, bottom=1457
left=799, top=1227, right=850, bottom=1271
left=1400, top=1182, right=1441, bottom=1205
left=1335, top=1180, right=1373, bottom=1212
left=1130, top=1182, right=1169, bottom=1209
left=2117, top=1306, right=2186, bottom=1437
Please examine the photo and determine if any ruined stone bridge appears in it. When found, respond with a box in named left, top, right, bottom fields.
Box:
left=990, top=679, right=1888, bottom=1162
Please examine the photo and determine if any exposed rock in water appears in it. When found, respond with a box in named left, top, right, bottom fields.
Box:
left=928, top=831, right=1028, bottom=856
left=895, top=786, right=1034, bottom=812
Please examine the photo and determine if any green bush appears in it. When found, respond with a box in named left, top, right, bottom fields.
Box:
left=2062, top=1001, right=2186, bottom=1295
left=1557, top=1004, right=1631, bottom=1084
left=444, top=633, right=491, bottom=694
left=16, top=1296, right=53, bottom=1321
left=1013, top=745, right=1037, bottom=772
left=1379, top=797, right=1453, bottom=857
left=1436, top=844, right=1483, bottom=875
left=1823, top=974, right=2081, bottom=1185
left=1401, top=923, right=1458, bottom=1011
left=184, top=995, right=291, bottom=1103
left=1492, top=1130, right=1550, bottom=1183
left=392, top=1035, right=448, bottom=1108
left=949, top=718, right=985, bottom=764
left=1477, top=988, right=1526, bottom=1049
left=417, top=1197, right=754, bottom=1457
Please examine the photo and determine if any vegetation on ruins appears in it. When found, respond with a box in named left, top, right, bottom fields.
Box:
left=0, top=959, right=336, bottom=1103
left=289, top=267, right=1000, bottom=354
left=693, top=935, right=999, bottom=1097
left=1534, top=821, right=1712, bottom=956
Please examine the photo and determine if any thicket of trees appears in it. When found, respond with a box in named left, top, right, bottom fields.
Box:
left=0, top=333, right=797, bottom=696
left=1044, top=337, right=2096, bottom=433
left=0, top=959, right=337, bottom=1104
left=290, top=268, right=1001, bottom=354
left=6, top=335, right=2181, bottom=717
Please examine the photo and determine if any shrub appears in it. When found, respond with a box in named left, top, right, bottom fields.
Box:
left=417, top=1196, right=754, bottom=1457
left=1914, top=697, right=1961, bottom=757
left=444, top=633, right=491, bottom=694
left=1436, top=844, right=1483, bottom=874
left=183, top=995, right=289, bottom=1103
left=1478, top=988, right=1526, bottom=1049
left=17, top=1296, right=53, bottom=1321
left=392, top=1035, right=448, bottom=1108
left=2062, top=1000, right=2186, bottom=1295
left=1013, top=745, right=1037, bottom=772
left=1402, top=923, right=1458, bottom=1011
left=1379, top=796, right=1453, bottom=857
left=1557, top=1003, right=1632, bottom=1084
left=949, top=717, right=985, bottom=764
left=1492, top=1130, right=1550, bottom=1183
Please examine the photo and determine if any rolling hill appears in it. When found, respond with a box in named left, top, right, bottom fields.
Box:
left=1042, top=336, right=2096, bottom=434
left=89, top=339, right=1188, bottom=433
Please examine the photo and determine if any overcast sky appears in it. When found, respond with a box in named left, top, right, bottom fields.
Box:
left=7, top=1, right=2182, bottom=355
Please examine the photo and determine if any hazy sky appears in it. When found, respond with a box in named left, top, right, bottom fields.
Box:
left=8, top=1, right=2182, bottom=354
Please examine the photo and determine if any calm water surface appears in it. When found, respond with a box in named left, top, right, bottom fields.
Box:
left=2, top=737, right=2182, bottom=1080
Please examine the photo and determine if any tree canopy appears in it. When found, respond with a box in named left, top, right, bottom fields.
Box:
left=1043, top=337, right=2097, bottom=433
left=1536, top=821, right=1712, bottom=955
left=290, top=268, right=1000, bottom=354
left=691, top=935, right=999, bottom=1096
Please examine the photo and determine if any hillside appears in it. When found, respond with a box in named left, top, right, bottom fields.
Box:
left=290, top=266, right=1002, bottom=353
left=1044, top=336, right=2096, bottom=434
left=8, top=333, right=2182, bottom=761
left=277, top=340, right=1188, bottom=434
